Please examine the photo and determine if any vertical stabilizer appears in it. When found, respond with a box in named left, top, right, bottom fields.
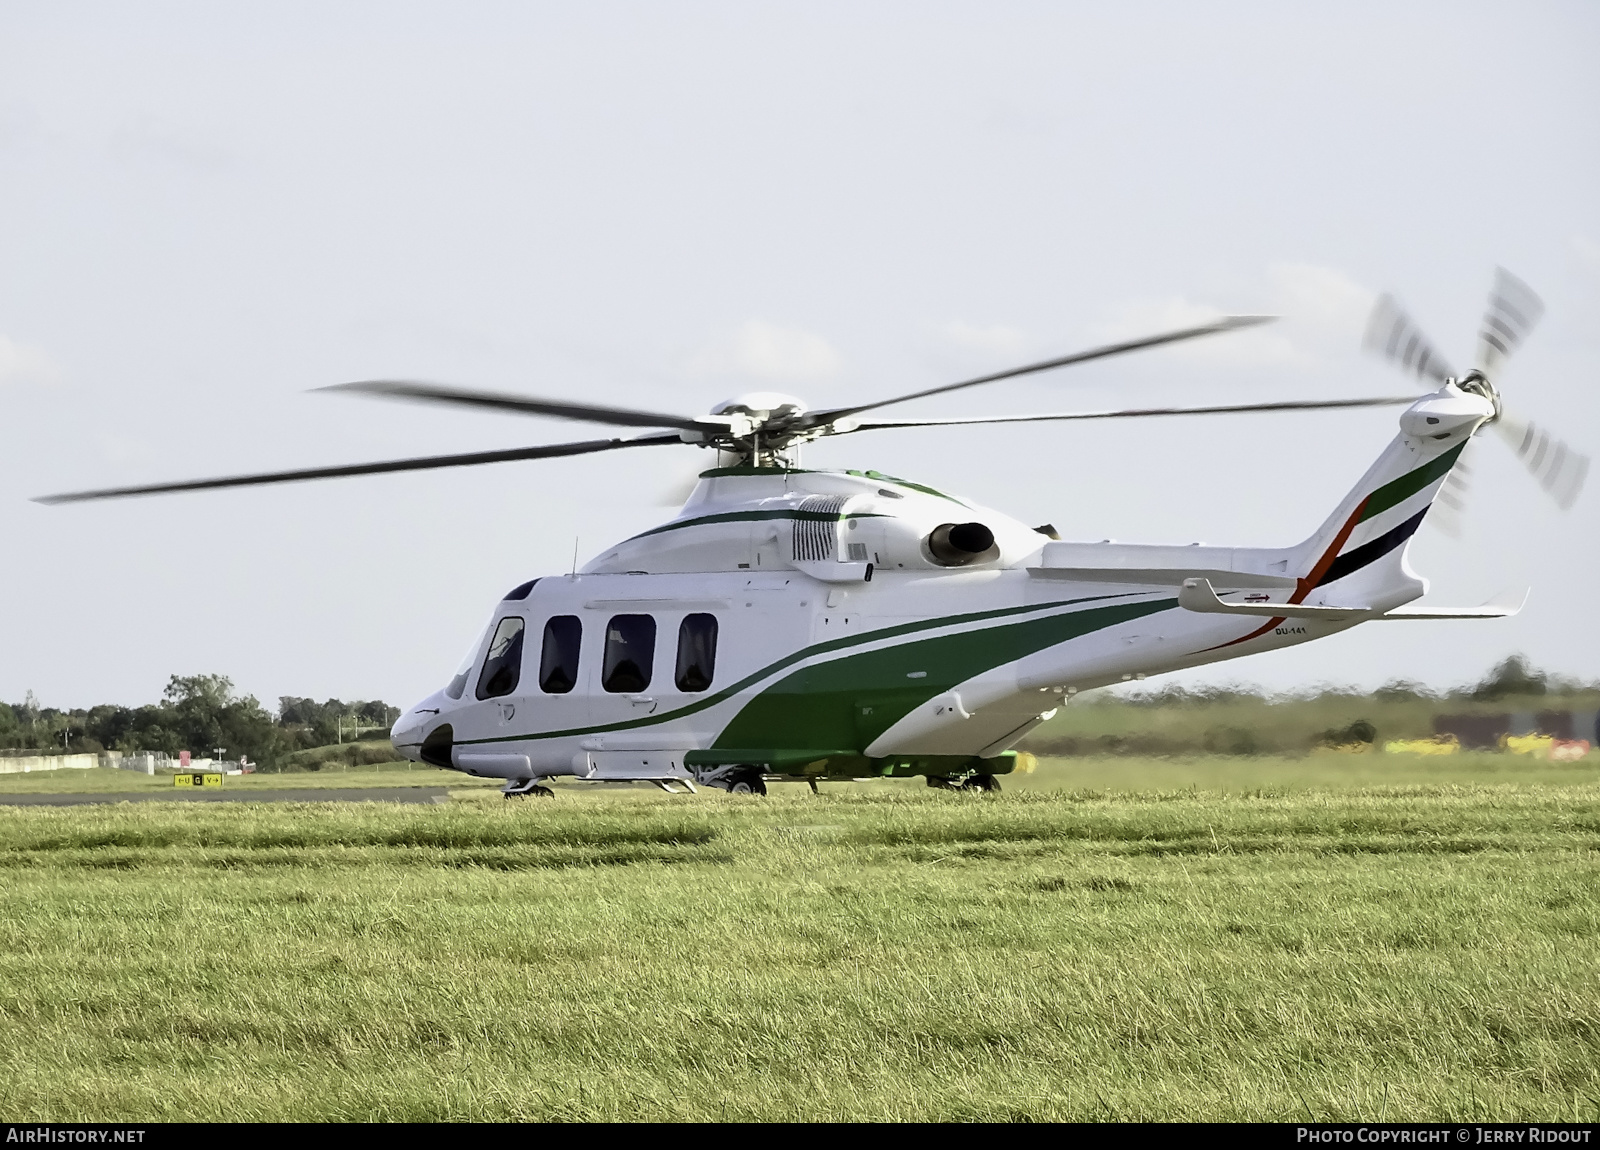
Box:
left=1284, top=383, right=1494, bottom=612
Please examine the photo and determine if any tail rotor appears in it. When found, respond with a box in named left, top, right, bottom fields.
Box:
left=1492, top=414, right=1589, bottom=511
left=1363, top=267, right=1588, bottom=524
left=1475, top=267, right=1545, bottom=377
left=1364, top=293, right=1456, bottom=385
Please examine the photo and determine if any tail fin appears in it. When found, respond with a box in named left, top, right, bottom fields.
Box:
left=1285, top=384, right=1493, bottom=611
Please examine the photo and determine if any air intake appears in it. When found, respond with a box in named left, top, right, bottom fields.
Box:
left=791, top=495, right=846, bottom=562
left=419, top=724, right=454, bottom=769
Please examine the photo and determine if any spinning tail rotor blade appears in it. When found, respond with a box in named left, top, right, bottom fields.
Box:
left=1365, top=271, right=1582, bottom=515
left=1475, top=267, right=1545, bottom=376
left=33, top=433, right=684, bottom=504
left=1364, top=294, right=1455, bottom=385
left=842, top=395, right=1417, bottom=432
left=809, top=315, right=1277, bottom=425
left=319, top=380, right=710, bottom=433
left=1493, top=414, right=1590, bottom=511
left=1427, top=447, right=1474, bottom=538
left=1476, top=272, right=1583, bottom=510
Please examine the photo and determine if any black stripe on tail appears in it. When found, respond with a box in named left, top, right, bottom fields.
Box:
left=1315, top=507, right=1429, bottom=588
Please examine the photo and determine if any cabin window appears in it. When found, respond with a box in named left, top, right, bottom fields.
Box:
left=539, top=615, right=582, bottom=694
left=602, top=614, right=656, bottom=693
left=675, top=613, right=719, bottom=692
left=475, top=617, right=526, bottom=700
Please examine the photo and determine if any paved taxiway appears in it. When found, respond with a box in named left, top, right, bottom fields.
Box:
left=0, top=788, right=452, bottom=806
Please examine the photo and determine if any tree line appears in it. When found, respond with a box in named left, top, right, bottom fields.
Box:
left=1103, top=656, right=1590, bottom=708
left=0, top=674, right=397, bottom=770
left=1024, top=656, right=1600, bottom=759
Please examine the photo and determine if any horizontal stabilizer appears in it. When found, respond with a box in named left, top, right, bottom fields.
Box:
left=1178, top=579, right=1369, bottom=620
left=1178, top=579, right=1526, bottom=622
left=1374, top=588, right=1527, bottom=620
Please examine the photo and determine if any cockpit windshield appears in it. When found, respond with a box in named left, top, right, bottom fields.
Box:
left=443, top=623, right=492, bottom=700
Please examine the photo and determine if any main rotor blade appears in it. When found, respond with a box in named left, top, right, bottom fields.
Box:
left=1493, top=413, right=1589, bottom=511
left=841, top=395, right=1417, bottom=432
left=1363, top=294, right=1455, bottom=385
left=1475, top=267, right=1545, bottom=376
left=808, top=315, right=1277, bottom=425
left=319, top=380, right=710, bottom=433
left=34, top=433, right=683, bottom=504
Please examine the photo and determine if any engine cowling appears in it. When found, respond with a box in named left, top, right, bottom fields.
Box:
left=925, top=521, right=999, bottom=566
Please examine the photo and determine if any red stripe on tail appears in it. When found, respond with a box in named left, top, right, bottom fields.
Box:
left=1203, top=496, right=1371, bottom=652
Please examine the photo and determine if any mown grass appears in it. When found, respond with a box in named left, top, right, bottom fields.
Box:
left=6, top=750, right=1591, bottom=796
left=0, top=766, right=1597, bottom=1121
left=1007, top=750, right=1600, bottom=793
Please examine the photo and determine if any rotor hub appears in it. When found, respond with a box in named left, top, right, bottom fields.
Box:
left=702, top=392, right=815, bottom=465
left=710, top=392, right=808, bottom=420
left=1451, top=370, right=1502, bottom=425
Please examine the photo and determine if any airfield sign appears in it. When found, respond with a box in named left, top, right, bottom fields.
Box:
left=174, top=772, right=223, bottom=788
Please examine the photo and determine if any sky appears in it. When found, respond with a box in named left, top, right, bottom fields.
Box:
left=2, top=1, right=1597, bottom=712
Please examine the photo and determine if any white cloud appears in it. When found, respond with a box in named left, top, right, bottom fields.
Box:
left=110, top=115, right=232, bottom=174
left=1095, top=296, right=1228, bottom=339
left=0, top=335, right=63, bottom=387
left=1093, top=295, right=1301, bottom=368
left=92, top=431, right=154, bottom=465
left=686, top=320, right=841, bottom=383
left=938, top=321, right=1028, bottom=358
left=1571, top=234, right=1600, bottom=273
left=1267, top=262, right=1375, bottom=348
left=1091, top=263, right=1377, bottom=371
left=0, top=99, right=44, bottom=155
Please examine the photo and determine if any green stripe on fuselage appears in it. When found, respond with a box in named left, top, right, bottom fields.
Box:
left=452, top=592, right=1149, bottom=747
left=622, top=508, right=890, bottom=544
left=713, top=597, right=1177, bottom=752
left=1358, top=442, right=1466, bottom=524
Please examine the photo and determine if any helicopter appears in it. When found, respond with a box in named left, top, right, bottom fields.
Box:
left=39, top=270, right=1587, bottom=796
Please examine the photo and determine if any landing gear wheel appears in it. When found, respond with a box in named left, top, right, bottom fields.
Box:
left=962, top=774, right=1001, bottom=793
left=727, top=772, right=767, bottom=796
left=502, top=779, right=555, bottom=799
left=925, top=775, right=957, bottom=790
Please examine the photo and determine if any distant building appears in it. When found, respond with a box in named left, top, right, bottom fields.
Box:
left=1435, top=709, right=1600, bottom=750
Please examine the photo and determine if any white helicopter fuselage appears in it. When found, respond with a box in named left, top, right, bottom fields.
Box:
left=392, top=384, right=1496, bottom=788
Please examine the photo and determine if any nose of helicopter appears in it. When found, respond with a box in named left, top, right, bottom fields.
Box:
left=390, top=705, right=433, bottom=762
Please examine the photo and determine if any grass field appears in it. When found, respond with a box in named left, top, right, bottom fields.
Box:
left=1, top=756, right=1597, bottom=1121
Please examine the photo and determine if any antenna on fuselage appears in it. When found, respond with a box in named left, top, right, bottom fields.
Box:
left=570, top=536, right=579, bottom=580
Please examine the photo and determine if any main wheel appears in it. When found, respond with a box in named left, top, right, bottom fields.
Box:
left=728, top=773, right=767, bottom=796
left=963, top=774, right=1001, bottom=793
left=531, top=785, right=555, bottom=798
